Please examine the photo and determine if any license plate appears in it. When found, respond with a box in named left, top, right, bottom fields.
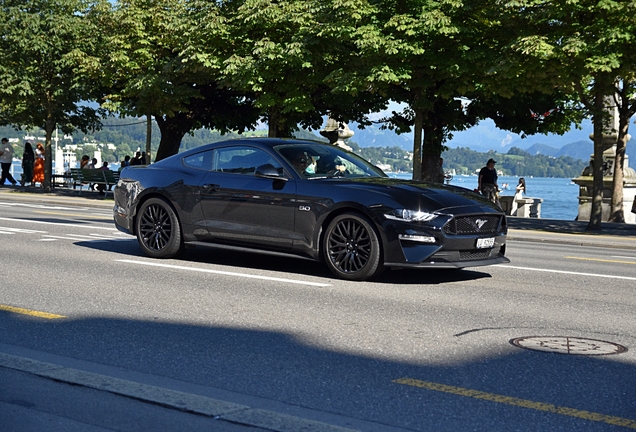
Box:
left=476, top=237, right=495, bottom=249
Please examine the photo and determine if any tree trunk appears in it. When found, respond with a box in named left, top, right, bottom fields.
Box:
left=609, top=116, right=628, bottom=222
left=146, top=112, right=152, bottom=165
left=154, top=114, right=193, bottom=162
left=587, top=90, right=605, bottom=231
left=268, top=110, right=279, bottom=138
left=421, top=113, right=444, bottom=182
left=412, top=109, right=423, bottom=181
left=43, top=118, right=55, bottom=193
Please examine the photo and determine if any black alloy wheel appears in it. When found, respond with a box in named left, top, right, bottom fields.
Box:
left=136, top=197, right=183, bottom=258
left=323, top=213, right=382, bottom=281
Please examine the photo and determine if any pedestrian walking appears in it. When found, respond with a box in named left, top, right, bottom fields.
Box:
left=0, top=138, right=18, bottom=186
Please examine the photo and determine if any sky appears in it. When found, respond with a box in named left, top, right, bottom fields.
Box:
left=365, top=102, right=597, bottom=152
left=446, top=118, right=594, bottom=151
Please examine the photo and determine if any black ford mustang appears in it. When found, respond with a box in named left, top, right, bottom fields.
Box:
left=113, top=138, right=509, bottom=281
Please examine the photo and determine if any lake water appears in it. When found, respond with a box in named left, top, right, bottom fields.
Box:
left=9, top=161, right=579, bottom=220
left=453, top=175, right=579, bottom=221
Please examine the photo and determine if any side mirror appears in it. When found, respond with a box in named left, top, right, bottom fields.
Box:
left=255, top=164, right=287, bottom=180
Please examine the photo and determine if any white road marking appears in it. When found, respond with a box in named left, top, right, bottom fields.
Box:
left=88, top=233, right=128, bottom=239
left=611, top=255, right=636, bottom=260
left=41, top=234, right=125, bottom=242
left=0, top=216, right=117, bottom=231
left=0, top=227, right=47, bottom=234
left=494, top=264, right=636, bottom=281
left=64, top=233, right=121, bottom=240
left=0, top=201, right=82, bottom=211
left=41, top=235, right=85, bottom=240
left=116, top=259, right=332, bottom=287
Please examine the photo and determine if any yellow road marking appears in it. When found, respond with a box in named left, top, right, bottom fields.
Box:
left=393, top=378, right=636, bottom=429
left=565, top=256, right=636, bottom=265
left=33, top=211, right=107, bottom=219
left=0, top=304, right=66, bottom=319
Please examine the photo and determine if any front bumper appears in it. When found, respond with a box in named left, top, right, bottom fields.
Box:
left=381, top=212, right=509, bottom=269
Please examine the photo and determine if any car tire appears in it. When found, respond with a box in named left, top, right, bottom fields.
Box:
left=136, top=197, right=183, bottom=259
left=323, top=213, right=383, bottom=281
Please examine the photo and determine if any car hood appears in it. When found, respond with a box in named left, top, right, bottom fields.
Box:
left=329, top=177, right=501, bottom=214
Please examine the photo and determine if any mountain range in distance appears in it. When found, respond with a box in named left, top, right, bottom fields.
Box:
left=348, top=118, right=636, bottom=166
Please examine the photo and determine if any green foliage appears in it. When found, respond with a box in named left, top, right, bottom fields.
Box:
left=3, top=0, right=635, bottom=186
left=505, top=0, right=636, bottom=226
left=0, top=0, right=107, bottom=133
left=0, top=0, right=109, bottom=189
left=358, top=146, right=412, bottom=173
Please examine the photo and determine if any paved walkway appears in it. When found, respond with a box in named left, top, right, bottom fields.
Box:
left=2, top=184, right=636, bottom=250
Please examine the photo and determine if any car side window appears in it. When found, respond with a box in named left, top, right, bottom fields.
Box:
left=183, top=150, right=213, bottom=170
left=213, top=146, right=283, bottom=175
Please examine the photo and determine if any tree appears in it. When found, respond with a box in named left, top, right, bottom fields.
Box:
left=328, top=1, right=574, bottom=182
left=103, top=0, right=260, bottom=162
left=0, top=0, right=108, bottom=191
left=508, top=0, right=636, bottom=230
left=347, top=0, right=475, bottom=181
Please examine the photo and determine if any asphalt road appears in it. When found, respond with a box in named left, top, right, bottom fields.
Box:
left=1, top=194, right=635, bottom=431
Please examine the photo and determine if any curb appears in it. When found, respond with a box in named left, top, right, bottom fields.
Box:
left=507, top=234, right=636, bottom=250
left=0, top=352, right=358, bottom=432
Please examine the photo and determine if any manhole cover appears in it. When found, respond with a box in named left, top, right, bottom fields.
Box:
left=510, top=336, right=627, bottom=356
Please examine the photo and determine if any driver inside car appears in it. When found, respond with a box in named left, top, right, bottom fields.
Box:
left=316, top=154, right=347, bottom=176
left=289, top=151, right=313, bottom=175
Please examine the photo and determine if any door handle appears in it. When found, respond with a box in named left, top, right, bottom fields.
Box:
left=202, top=184, right=221, bottom=192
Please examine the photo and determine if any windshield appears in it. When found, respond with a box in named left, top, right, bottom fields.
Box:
left=276, top=143, right=387, bottom=179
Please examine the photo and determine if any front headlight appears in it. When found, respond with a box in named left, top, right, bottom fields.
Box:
left=384, top=209, right=438, bottom=222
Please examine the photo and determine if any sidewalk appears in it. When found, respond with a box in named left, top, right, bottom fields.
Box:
left=2, top=184, right=636, bottom=250
left=506, top=215, right=636, bottom=250
left=0, top=184, right=114, bottom=209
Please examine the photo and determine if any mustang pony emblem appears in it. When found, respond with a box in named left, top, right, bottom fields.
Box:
left=474, top=219, right=488, bottom=230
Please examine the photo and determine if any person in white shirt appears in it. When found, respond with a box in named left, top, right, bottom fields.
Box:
left=0, top=138, right=17, bottom=186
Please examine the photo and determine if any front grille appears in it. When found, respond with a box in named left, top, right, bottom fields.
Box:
left=443, top=215, right=502, bottom=235
left=459, top=249, right=492, bottom=260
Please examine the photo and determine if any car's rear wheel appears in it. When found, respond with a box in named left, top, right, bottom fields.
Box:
left=323, top=213, right=383, bottom=281
left=136, top=197, right=183, bottom=258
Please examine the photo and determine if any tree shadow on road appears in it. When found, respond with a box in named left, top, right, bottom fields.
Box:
left=0, top=310, right=633, bottom=432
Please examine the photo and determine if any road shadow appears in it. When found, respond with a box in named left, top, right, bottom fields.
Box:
left=0, top=311, right=633, bottom=431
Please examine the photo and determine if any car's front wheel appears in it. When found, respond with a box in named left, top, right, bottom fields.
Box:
left=323, top=213, right=383, bottom=281
left=136, top=197, right=183, bottom=258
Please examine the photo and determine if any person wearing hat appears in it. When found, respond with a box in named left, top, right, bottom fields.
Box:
left=478, top=158, right=499, bottom=204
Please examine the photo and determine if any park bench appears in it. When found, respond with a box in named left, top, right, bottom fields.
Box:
left=68, top=168, right=120, bottom=195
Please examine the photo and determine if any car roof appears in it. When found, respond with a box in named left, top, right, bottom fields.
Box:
left=148, top=138, right=320, bottom=167
left=192, top=137, right=321, bottom=153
